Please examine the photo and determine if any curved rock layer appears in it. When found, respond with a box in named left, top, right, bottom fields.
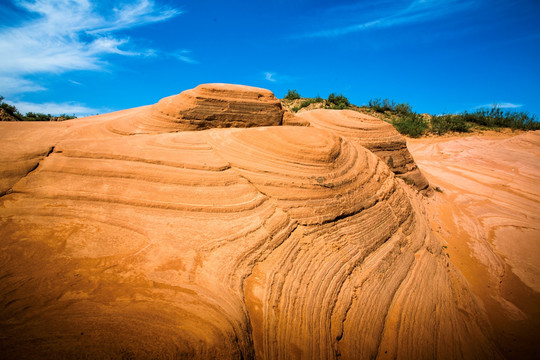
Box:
left=296, top=109, right=429, bottom=190
left=207, top=126, right=394, bottom=225
left=0, top=130, right=292, bottom=359
left=0, top=86, right=501, bottom=359
left=108, top=83, right=284, bottom=134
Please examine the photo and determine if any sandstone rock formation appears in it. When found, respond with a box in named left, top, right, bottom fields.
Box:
left=296, top=109, right=429, bottom=191
left=0, top=84, right=501, bottom=359
left=108, top=83, right=284, bottom=135
left=408, top=132, right=540, bottom=359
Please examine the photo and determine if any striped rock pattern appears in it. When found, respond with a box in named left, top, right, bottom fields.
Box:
left=0, top=84, right=499, bottom=359
left=296, top=109, right=429, bottom=191
left=108, top=83, right=284, bottom=135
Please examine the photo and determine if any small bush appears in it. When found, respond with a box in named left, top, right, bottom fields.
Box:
left=460, top=106, right=539, bottom=131
left=284, top=89, right=301, bottom=100
left=392, top=113, right=429, bottom=138
left=1, top=95, right=77, bottom=121
left=0, top=96, right=23, bottom=120
left=394, top=102, right=412, bottom=115
left=327, top=93, right=350, bottom=109
left=368, top=98, right=412, bottom=115
left=300, top=99, right=314, bottom=108
left=290, top=97, right=324, bottom=113
left=24, top=112, right=52, bottom=121
left=431, top=114, right=471, bottom=135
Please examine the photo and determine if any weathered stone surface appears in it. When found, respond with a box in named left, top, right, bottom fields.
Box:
left=296, top=109, right=430, bottom=191
left=282, top=110, right=309, bottom=126
left=0, top=86, right=501, bottom=359
left=109, top=83, right=284, bottom=134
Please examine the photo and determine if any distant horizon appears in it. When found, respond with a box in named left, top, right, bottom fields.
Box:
left=4, top=84, right=538, bottom=119
left=1, top=0, right=539, bottom=118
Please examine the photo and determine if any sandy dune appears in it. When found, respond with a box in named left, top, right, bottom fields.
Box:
left=0, top=84, right=520, bottom=359
left=408, top=132, right=540, bottom=359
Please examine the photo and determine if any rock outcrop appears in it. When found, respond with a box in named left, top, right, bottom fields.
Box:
left=0, top=84, right=500, bottom=359
left=108, top=83, right=284, bottom=134
left=296, top=109, right=430, bottom=191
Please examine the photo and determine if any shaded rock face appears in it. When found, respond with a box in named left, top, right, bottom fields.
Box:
left=109, top=83, right=284, bottom=134
left=0, top=84, right=500, bottom=359
left=296, top=109, right=430, bottom=191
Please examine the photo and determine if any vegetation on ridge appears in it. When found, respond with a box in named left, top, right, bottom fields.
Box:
left=0, top=96, right=77, bottom=122
left=367, top=99, right=539, bottom=137
left=283, top=90, right=352, bottom=113
left=284, top=89, right=301, bottom=100
left=282, top=91, right=539, bottom=137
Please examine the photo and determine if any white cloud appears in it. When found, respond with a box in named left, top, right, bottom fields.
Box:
left=297, top=0, right=474, bottom=38
left=0, top=0, right=181, bottom=95
left=0, top=76, right=46, bottom=94
left=476, top=102, right=523, bottom=109
left=263, top=71, right=297, bottom=83
left=264, top=72, right=277, bottom=82
left=174, top=50, right=199, bottom=64
left=9, top=99, right=104, bottom=117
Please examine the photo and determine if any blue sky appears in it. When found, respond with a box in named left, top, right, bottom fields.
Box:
left=1, top=0, right=539, bottom=117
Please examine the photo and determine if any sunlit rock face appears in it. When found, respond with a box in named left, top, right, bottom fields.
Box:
left=108, top=83, right=284, bottom=134
left=296, top=109, right=430, bottom=191
left=0, top=84, right=499, bottom=359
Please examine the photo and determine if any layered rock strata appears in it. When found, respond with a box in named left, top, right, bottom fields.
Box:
left=108, top=83, right=284, bottom=134
left=0, top=84, right=500, bottom=359
left=296, top=109, right=429, bottom=191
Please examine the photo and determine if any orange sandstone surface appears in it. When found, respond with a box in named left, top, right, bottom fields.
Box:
left=408, top=132, right=540, bottom=359
left=0, top=83, right=528, bottom=359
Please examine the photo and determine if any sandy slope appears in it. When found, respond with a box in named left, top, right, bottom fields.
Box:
left=408, top=131, right=540, bottom=359
left=0, top=84, right=508, bottom=359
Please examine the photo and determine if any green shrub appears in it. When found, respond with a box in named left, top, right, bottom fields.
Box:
left=392, top=113, right=429, bottom=138
left=24, top=112, right=52, bottom=121
left=460, top=106, right=539, bottom=130
left=55, top=114, right=77, bottom=121
left=0, top=96, right=23, bottom=120
left=284, top=89, right=301, bottom=100
left=431, top=114, right=471, bottom=134
left=290, top=97, right=324, bottom=113
left=327, top=93, right=350, bottom=109
left=368, top=98, right=392, bottom=112
left=1, top=95, right=77, bottom=121
left=368, top=98, right=412, bottom=115
left=300, top=99, right=314, bottom=108
left=394, top=102, right=412, bottom=115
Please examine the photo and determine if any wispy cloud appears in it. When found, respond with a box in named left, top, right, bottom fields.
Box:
left=8, top=99, right=105, bottom=117
left=263, top=71, right=297, bottom=83
left=174, top=50, right=199, bottom=64
left=264, top=72, right=277, bottom=82
left=0, top=0, right=181, bottom=95
left=0, top=75, right=46, bottom=94
left=476, top=102, right=523, bottom=109
left=297, top=0, right=474, bottom=38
